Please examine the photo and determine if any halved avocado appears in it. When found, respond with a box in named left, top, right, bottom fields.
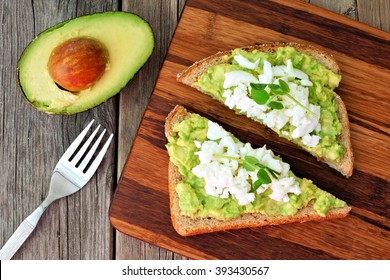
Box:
left=17, top=11, right=154, bottom=114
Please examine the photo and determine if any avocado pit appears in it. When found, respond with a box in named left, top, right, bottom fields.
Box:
left=48, top=37, right=108, bottom=92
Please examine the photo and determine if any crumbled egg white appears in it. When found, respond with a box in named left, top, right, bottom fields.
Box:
left=223, top=71, right=259, bottom=88
left=224, top=54, right=321, bottom=148
left=192, top=120, right=301, bottom=205
left=233, top=55, right=260, bottom=70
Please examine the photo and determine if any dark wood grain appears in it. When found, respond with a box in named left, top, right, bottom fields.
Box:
left=189, top=0, right=389, bottom=68
left=110, top=0, right=390, bottom=259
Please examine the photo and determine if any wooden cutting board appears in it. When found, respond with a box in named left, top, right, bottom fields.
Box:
left=109, top=0, right=390, bottom=259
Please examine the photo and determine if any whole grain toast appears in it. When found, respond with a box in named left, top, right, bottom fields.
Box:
left=165, top=105, right=351, bottom=236
left=177, top=42, right=353, bottom=178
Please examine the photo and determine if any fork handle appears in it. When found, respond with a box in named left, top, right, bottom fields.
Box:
left=0, top=205, right=45, bottom=260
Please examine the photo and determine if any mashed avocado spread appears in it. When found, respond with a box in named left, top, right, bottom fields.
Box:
left=166, top=113, right=346, bottom=220
left=194, top=46, right=344, bottom=162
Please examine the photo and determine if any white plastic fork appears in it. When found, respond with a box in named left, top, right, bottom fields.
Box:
left=0, top=120, right=113, bottom=260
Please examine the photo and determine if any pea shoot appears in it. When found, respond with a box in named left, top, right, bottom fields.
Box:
left=250, top=79, right=316, bottom=116
left=212, top=154, right=280, bottom=192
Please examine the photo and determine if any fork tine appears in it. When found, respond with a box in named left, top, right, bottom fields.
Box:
left=84, top=133, right=113, bottom=179
left=60, top=120, right=95, bottom=160
left=70, top=124, right=101, bottom=164
left=78, top=128, right=106, bottom=171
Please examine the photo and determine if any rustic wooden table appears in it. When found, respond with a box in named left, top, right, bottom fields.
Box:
left=0, top=0, right=388, bottom=260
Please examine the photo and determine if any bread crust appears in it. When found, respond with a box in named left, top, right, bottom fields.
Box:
left=177, top=42, right=353, bottom=177
left=165, top=105, right=351, bottom=236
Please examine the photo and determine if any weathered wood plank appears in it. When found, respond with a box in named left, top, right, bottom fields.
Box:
left=309, top=0, right=390, bottom=33
left=308, top=0, right=357, bottom=19
left=0, top=0, right=118, bottom=260
left=357, top=0, right=390, bottom=32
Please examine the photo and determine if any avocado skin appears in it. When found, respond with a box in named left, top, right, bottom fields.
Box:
left=17, top=11, right=154, bottom=114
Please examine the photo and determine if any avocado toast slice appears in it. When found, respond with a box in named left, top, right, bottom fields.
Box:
left=177, top=43, right=353, bottom=177
left=165, top=105, right=350, bottom=236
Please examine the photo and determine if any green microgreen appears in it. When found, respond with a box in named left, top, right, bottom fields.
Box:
left=213, top=154, right=281, bottom=192
left=255, top=168, right=272, bottom=186
left=251, top=88, right=269, bottom=105
left=250, top=79, right=316, bottom=116
left=278, top=79, right=290, bottom=93
left=251, top=83, right=268, bottom=90
left=268, top=101, right=284, bottom=110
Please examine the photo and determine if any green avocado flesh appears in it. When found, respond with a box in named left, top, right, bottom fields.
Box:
left=166, top=113, right=346, bottom=220
left=194, top=47, right=344, bottom=162
left=17, top=12, right=154, bottom=114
